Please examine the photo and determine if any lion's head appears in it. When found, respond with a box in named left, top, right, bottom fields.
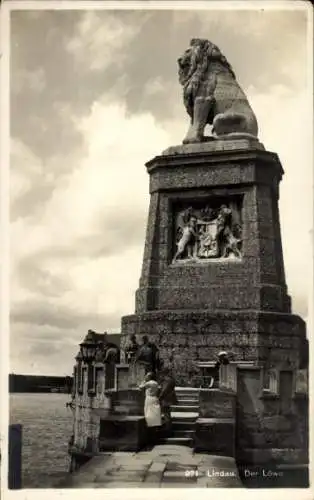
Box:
left=177, top=38, right=235, bottom=89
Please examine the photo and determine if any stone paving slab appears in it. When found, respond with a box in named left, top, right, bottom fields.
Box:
left=62, top=445, right=243, bottom=488
left=144, top=461, right=166, bottom=484
left=119, top=465, right=151, bottom=472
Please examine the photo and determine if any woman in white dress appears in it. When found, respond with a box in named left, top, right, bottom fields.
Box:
left=139, top=372, right=162, bottom=445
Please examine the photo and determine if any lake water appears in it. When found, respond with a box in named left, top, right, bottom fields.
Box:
left=9, top=393, right=73, bottom=488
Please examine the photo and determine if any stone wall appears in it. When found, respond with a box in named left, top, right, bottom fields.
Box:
left=70, top=347, right=308, bottom=466
left=71, top=358, right=147, bottom=460
left=199, top=389, right=236, bottom=418
left=121, top=310, right=306, bottom=385
left=195, top=388, right=236, bottom=456
left=72, top=363, right=111, bottom=453
left=235, top=366, right=308, bottom=466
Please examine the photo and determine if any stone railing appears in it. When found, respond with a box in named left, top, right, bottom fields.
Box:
left=295, top=368, right=308, bottom=394
left=219, top=362, right=237, bottom=392
left=115, top=362, right=146, bottom=390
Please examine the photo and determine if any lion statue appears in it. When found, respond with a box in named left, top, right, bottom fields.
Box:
left=178, top=38, right=258, bottom=144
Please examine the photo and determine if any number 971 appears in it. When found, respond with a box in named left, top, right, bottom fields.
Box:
left=185, top=470, right=198, bottom=477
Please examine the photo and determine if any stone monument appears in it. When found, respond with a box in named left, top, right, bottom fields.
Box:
left=68, top=40, right=308, bottom=481
left=121, top=38, right=308, bottom=386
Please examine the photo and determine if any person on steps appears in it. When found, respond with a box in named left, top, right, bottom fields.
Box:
left=139, top=372, right=162, bottom=446
left=159, top=368, right=177, bottom=434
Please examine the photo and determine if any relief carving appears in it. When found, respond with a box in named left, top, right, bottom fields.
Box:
left=173, top=202, right=242, bottom=262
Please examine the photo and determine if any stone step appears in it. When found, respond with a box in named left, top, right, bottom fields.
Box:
left=172, top=420, right=196, bottom=430
left=175, top=398, right=199, bottom=403
left=176, top=402, right=199, bottom=407
left=176, top=392, right=199, bottom=397
left=176, top=398, right=199, bottom=404
left=175, top=388, right=200, bottom=395
left=175, top=387, right=200, bottom=391
left=172, top=429, right=195, bottom=438
left=175, top=390, right=199, bottom=396
left=171, top=412, right=199, bottom=422
left=171, top=405, right=199, bottom=413
left=159, top=436, right=193, bottom=447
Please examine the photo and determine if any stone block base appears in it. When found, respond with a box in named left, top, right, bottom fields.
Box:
left=199, top=389, right=236, bottom=418
left=99, top=416, right=147, bottom=452
left=121, top=310, right=306, bottom=385
left=109, top=389, right=145, bottom=416
left=194, top=417, right=235, bottom=457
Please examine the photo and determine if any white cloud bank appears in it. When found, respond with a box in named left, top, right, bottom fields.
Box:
left=10, top=101, right=170, bottom=374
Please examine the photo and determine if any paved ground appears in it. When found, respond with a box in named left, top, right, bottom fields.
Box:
left=62, top=445, right=243, bottom=488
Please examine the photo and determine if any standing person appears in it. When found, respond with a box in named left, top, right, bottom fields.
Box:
left=125, top=334, right=139, bottom=364
left=139, top=372, right=162, bottom=446
left=213, top=351, right=230, bottom=386
left=103, top=333, right=120, bottom=363
left=159, top=368, right=177, bottom=433
left=214, top=351, right=230, bottom=368
left=136, top=336, right=160, bottom=375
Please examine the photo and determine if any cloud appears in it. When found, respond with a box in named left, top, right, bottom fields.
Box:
left=10, top=102, right=170, bottom=374
left=10, top=139, right=58, bottom=221
left=65, top=10, right=147, bottom=72
left=11, top=300, right=121, bottom=331
left=10, top=10, right=88, bottom=159
left=250, top=85, right=312, bottom=318
left=9, top=326, right=80, bottom=376
left=11, top=67, right=46, bottom=95
left=16, top=255, right=71, bottom=298
left=10, top=9, right=307, bottom=162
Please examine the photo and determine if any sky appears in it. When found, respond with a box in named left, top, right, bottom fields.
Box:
left=7, top=4, right=313, bottom=376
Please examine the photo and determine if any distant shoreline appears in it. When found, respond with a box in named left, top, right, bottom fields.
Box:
left=9, top=374, right=73, bottom=394
left=10, top=390, right=71, bottom=394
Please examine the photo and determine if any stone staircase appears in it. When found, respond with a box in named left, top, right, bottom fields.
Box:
left=160, top=387, right=199, bottom=447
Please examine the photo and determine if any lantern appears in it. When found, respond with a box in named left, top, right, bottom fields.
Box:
left=80, top=335, right=97, bottom=363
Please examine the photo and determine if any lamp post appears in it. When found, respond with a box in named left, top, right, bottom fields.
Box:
left=80, top=332, right=99, bottom=396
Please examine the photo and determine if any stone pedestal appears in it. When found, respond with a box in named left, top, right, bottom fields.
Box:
left=121, top=139, right=307, bottom=385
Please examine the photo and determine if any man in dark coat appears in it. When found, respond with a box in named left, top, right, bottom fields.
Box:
left=159, top=368, right=177, bottom=432
left=136, top=336, right=161, bottom=375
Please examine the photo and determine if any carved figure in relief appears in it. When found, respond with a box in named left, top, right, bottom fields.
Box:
left=221, top=225, right=242, bottom=258
left=217, top=205, right=232, bottom=232
left=173, top=209, right=198, bottom=262
left=178, top=38, right=258, bottom=144
left=198, top=223, right=219, bottom=258
left=216, top=205, right=241, bottom=258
